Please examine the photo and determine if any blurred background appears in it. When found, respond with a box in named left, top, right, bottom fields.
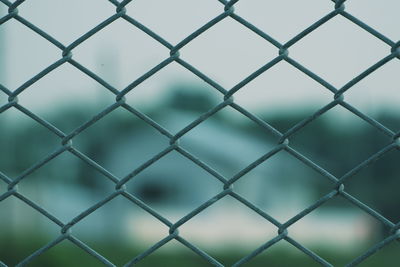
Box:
left=0, top=0, right=399, bottom=266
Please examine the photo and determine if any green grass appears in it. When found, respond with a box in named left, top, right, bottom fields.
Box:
left=1, top=234, right=399, bottom=266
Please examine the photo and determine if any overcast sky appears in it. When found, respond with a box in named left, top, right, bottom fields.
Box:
left=1, top=0, right=399, bottom=120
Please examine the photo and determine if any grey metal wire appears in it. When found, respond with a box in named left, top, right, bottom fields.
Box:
left=1, top=0, right=399, bottom=266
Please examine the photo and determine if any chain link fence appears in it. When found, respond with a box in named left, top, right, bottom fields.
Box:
left=1, top=0, right=400, bottom=266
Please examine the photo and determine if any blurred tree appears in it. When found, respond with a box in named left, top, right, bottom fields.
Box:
left=2, top=85, right=399, bottom=236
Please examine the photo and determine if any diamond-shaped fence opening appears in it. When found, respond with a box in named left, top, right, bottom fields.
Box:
left=71, top=17, right=170, bottom=90
left=345, top=0, right=400, bottom=41
left=1, top=0, right=400, bottom=266
left=345, top=59, right=400, bottom=119
left=0, top=19, right=60, bottom=89
left=233, top=60, right=334, bottom=115
left=18, top=0, right=116, bottom=45
left=126, top=0, right=223, bottom=45
left=179, top=16, right=278, bottom=89
left=16, top=63, right=118, bottom=130
left=288, top=15, right=390, bottom=87
left=233, top=0, right=333, bottom=43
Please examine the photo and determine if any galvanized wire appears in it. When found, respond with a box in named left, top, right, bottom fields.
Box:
left=1, top=0, right=400, bottom=266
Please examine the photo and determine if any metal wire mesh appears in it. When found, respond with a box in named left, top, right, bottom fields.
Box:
left=1, top=0, right=400, bottom=266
